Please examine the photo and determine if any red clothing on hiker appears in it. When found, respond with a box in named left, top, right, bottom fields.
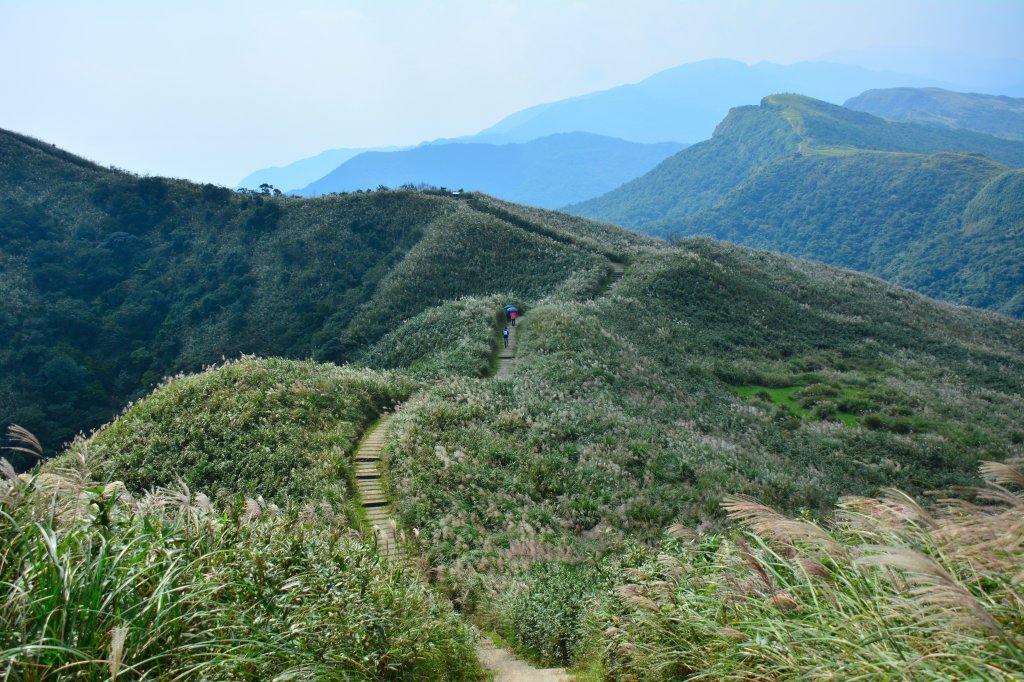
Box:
left=510, top=310, right=517, bottom=325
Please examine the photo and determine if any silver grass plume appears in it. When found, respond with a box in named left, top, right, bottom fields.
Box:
left=723, top=495, right=846, bottom=558
left=855, top=546, right=1004, bottom=637
left=109, top=626, right=128, bottom=680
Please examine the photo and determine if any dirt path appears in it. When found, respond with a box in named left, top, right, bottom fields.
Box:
left=476, top=638, right=573, bottom=681
left=354, top=306, right=585, bottom=679
left=496, top=320, right=518, bottom=378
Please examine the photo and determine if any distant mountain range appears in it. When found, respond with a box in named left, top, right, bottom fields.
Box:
left=237, top=145, right=408, bottom=193
left=239, top=57, right=958, bottom=195
left=822, top=47, right=1024, bottom=97
left=294, top=133, right=684, bottom=208
left=845, top=88, right=1024, bottom=140
left=568, top=95, right=1024, bottom=317
left=459, top=58, right=950, bottom=146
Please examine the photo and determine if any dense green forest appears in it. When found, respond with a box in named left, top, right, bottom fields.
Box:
left=845, top=87, right=1024, bottom=140
left=4, top=129, right=1023, bottom=679
left=0, top=128, right=618, bottom=457
left=568, top=94, right=1024, bottom=317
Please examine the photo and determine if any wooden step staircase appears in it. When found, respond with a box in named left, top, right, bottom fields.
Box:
left=353, top=414, right=405, bottom=562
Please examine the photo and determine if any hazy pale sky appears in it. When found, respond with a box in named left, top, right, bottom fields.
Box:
left=3, top=0, right=1022, bottom=185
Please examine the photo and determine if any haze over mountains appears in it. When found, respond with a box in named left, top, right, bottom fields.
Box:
left=294, top=133, right=684, bottom=208
left=240, top=56, right=970, bottom=198
left=237, top=145, right=409, bottom=195
left=845, top=88, right=1024, bottom=140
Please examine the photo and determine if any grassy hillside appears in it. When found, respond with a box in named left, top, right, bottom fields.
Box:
left=568, top=95, right=1024, bottom=317
left=364, top=237, right=1024, bottom=673
left=0, top=128, right=627, bottom=455
left=296, top=133, right=684, bottom=209
left=5, top=358, right=480, bottom=680
left=846, top=87, right=1024, bottom=140
left=6, top=128, right=1024, bottom=680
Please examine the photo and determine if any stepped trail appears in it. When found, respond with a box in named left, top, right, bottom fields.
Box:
left=354, top=266, right=627, bottom=679
left=354, top=414, right=404, bottom=561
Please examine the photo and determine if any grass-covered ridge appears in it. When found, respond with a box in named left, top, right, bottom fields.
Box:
left=379, top=239, right=1024, bottom=670
left=568, top=95, right=1024, bottom=317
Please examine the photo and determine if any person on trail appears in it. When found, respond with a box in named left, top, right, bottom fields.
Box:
left=502, top=326, right=510, bottom=348
left=509, top=309, right=517, bottom=326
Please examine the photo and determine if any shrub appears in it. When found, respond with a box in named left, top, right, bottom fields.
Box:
left=498, top=561, right=609, bottom=666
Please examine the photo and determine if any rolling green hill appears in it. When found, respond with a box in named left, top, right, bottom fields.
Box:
left=568, top=95, right=1024, bottom=316
left=845, top=87, right=1024, bottom=140
left=0, top=127, right=631, bottom=455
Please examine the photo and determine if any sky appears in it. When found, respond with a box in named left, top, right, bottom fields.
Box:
left=2, top=0, right=1023, bottom=186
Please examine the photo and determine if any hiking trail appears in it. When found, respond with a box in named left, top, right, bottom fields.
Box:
left=496, top=319, right=518, bottom=378
left=355, top=281, right=640, bottom=678
left=354, top=414, right=404, bottom=562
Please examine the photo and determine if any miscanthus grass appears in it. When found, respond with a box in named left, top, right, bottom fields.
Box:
left=0, top=434, right=480, bottom=681
left=590, top=458, right=1024, bottom=681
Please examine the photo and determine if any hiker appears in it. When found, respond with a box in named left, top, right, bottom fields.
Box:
left=502, top=326, right=510, bottom=348
left=509, top=309, right=517, bottom=326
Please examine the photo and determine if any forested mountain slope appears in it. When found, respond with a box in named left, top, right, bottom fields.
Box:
left=0, top=128, right=639, bottom=455
left=845, top=87, right=1024, bottom=140
left=568, top=95, right=1024, bottom=316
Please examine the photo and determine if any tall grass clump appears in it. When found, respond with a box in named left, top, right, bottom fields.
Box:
left=360, top=296, right=504, bottom=379
left=56, top=356, right=415, bottom=506
left=0, top=437, right=480, bottom=680
left=589, top=458, right=1024, bottom=680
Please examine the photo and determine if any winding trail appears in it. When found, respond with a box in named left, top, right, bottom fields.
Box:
left=353, top=277, right=639, bottom=678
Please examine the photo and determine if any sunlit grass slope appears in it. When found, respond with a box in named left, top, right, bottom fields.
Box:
left=381, top=238, right=1024, bottom=669
left=63, top=357, right=415, bottom=506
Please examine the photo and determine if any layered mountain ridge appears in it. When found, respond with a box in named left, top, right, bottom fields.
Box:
left=569, top=94, right=1024, bottom=316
